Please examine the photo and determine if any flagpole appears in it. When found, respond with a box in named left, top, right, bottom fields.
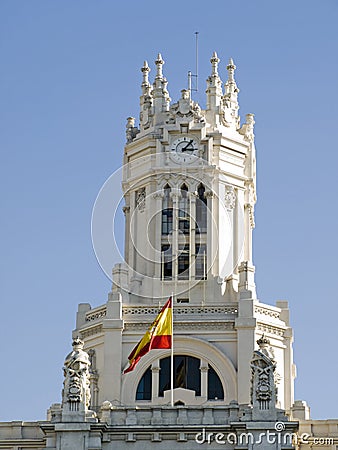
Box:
left=171, top=291, right=174, bottom=407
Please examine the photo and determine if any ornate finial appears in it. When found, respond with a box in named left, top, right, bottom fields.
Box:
left=256, top=333, right=275, bottom=360
left=141, top=60, right=150, bottom=85
left=257, top=333, right=270, bottom=347
left=155, top=53, right=164, bottom=79
left=72, top=336, right=84, bottom=350
left=226, top=57, right=236, bottom=82
left=210, top=51, right=220, bottom=76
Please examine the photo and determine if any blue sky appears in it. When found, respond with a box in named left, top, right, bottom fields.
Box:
left=1, top=0, right=337, bottom=421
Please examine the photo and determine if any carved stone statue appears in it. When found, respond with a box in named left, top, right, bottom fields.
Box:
left=62, top=337, right=91, bottom=411
left=250, top=334, right=278, bottom=420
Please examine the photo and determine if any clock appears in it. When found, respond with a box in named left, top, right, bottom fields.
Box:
left=170, top=136, right=199, bottom=163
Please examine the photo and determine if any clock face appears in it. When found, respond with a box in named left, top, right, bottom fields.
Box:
left=170, top=136, right=199, bottom=163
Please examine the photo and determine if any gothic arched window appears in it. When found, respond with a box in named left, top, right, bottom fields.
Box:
left=136, top=365, right=152, bottom=400
left=196, top=184, right=207, bottom=234
left=178, top=184, right=189, bottom=234
left=161, top=184, right=173, bottom=235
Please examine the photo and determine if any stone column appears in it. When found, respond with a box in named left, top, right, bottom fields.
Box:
left=101, top=292, right=123, bottom=404
left=170, top=190, right=180, bottom=280
left=151, top=361, right=160, bottom=401
left=189, top=191, right=197, bottom=280
left=235, top=295, right=256, bottom=405
left=200, top=359, right=208, bottom=401
left=153, top=191, right=164, bottom=281
left=205, top=190, right=214, bottom=278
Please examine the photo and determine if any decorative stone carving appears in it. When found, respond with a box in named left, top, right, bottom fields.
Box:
left=126, top=117, right=139, bottom=142
left=204, top=190, right=214, bottom=199
left=122, top=205, right=130, bottom=215
left=245, top=182, right=256, bottom=229
left=224, top=185, right=236, bottom=210
left=135, top=188, right=146, bottom=212
left=62, top=337, right=91, bottom=411
left=152, top=191, right=164, bottom=200
left=239, top=113, right=255, bottom=142
left=88, top=349, right=99, bottom=411
left=250, top=335, right=277, bottom=419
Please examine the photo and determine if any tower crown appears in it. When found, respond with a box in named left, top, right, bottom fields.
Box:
left=135, top=52, right=253, bottom=141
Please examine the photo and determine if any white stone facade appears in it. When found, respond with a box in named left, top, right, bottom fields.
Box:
left=0, top=53, right=337, bottom=450
left=74, top=52, right=295, bottom=416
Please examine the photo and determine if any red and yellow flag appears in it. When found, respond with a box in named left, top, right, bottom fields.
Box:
left=124, top=298, right=172, bottom=374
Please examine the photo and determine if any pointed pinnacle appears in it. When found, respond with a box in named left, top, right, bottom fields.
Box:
left=141, top=60, right=150, bottom=73
left=210, top=51, right=220, bottom=64
left=227, top=58, right=236, bottom=70
left=155, top=53, right=164, bottom=65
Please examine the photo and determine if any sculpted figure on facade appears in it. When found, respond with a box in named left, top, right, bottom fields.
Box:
left=239, top=113, right=255, bottom=142
left=62, top=337, right=91, bottom=411
left=126, top=116, right=139, bottom=143
left=250, top=335, right=277, bottom=415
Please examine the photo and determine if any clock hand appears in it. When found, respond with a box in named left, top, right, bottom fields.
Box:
left=182, top=140, right=194, bottom=152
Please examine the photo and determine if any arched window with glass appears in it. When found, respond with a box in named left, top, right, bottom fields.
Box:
left=196, top=184, right=207, bottom=234
left=135, top=355, right=224, bottom=402
left=161, top=184, right=173, bottom=235
left=178, top=184, right=189, bottom=234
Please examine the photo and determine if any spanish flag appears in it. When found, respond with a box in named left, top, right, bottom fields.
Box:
left=124, top=298, right=172, bottom=374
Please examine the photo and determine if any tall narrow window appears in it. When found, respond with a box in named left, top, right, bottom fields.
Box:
left=196, top=184, right=207, bottom=234
left=178, top=245, right=189, bottom=280
left=136, top=366, right=152, bottom=400
left=195, top=244, right=206, bottom=280
left=161, top=244, right=172, bottom=279
left=178, top=184, right=189, bottom=234
left=162, top=184, right=173, bottom=235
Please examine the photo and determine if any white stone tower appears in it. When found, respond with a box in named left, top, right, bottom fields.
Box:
left=74, top=52, right=295, bottom=415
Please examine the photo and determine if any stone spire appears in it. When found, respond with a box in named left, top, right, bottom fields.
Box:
left=206, top=51, right=223, bottom=111
left=152, top=53, right=170, bottom=114
left=155, top=53, right=164, bottom=81
left=139, top=61, right=153, bottom=131
left=223, top=57, right=239, bottom=120
left=141, top=60, right=151, bottom=95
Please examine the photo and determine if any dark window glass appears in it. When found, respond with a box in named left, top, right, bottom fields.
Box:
left=178, top=245, right=189, bottom=279
left=207, top=365, right=224, bottom=400
left=195, top=244, right=206, bottom=280
left=162, top=185, right=173, bottom=235
left=159, top=355, right=201, bottom=396
left=162, top=208, right=173, bottom=235
left=178, top=184, right=189, bottom=235
left=196, top=184, right=207, bottom=234
left=162, top=244, right=172, bottom=279
left=136, top=366, right=152, bottom=400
